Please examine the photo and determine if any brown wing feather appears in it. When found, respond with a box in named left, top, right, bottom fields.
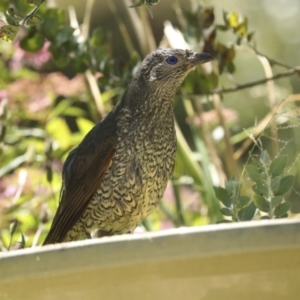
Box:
left=43, top=143, right=115, bottom=245
left=43, top=94, right=122, bottom=245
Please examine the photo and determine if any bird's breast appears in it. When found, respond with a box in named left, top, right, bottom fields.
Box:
left=83, top=111, right=176, bottom=235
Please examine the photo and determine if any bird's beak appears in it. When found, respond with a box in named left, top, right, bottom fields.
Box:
left=190, top=52, right=214, bottom=64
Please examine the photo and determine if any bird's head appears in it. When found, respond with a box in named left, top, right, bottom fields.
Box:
left=136, top=48, right=214, bottom=90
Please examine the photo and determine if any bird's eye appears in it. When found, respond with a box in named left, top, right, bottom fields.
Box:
left=166, top=56, right=178, bottom=65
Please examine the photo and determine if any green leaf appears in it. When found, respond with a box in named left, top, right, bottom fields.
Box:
left=274, top=202, right=291, bottom=218
left=225, top=177, right=240, bottom=196
left=0, top=154, right=27, bottom=178
left=247, top=32, right=255, bottom=42
left=220, top=207, right=232, bottom=216
left=129, top=0, right=145, bottom=8
left=63, top=107, right=87, bottom=117
left=254, top=194, right=270, bottom=213
left=49, top=44, right=69, bottom=68
left=39, top=8, right=65, bottom=40
left=274, top=175, right=294, bottom=196
left=47, top=98, right=72, bottom=121
left=275, top=213, right=288, bottom=219
left=237, top=202, right=256, bottom=221
left=245, top=164, right=261, bottom=183
left=217, top=219, right=233, bottom=224
left=45, top=118, right=71, bottom=148
left=90, top=28, right=104, bottom=48
left=260, top=216, right=270, bottom=220
left=203, top=7, right=215, bottom=29
left=230, top=174, right=237, bottom=182
left=207, top=72, right=219, bottom=89
left=25, top=15, right=44, bottom=26
left=216, top=25, right=228, bottom=31
left=77, top=118, right=94, bottom=135
left=20, top=33, right=44, bottom=52
left=46, top=163, right=52, bottom=184
left=260, top=150, right=270, bottom=165
left=236, top=36, right=242, bottom=46
left=252, top=183, right=268, bottom=197
left=260, top=171, right=268, bottom=181
left=214, top=186, right=232, bottom=207
left=72, top=55, right=89, bottom=73
left=222, top=10, right=228, bottom=25
left=10, top=220, right=18, bottom=236
left=20, top=233, right=26, bottom=248
left=146, top=0, right=160, bottom=6
left=27, top=0, right=45, bottom=5
left=55, top=26, right=75, bottom=46
left=271, top=196, right=282, bottom=208
left=237, top=195, right=250, bottom=207
left=269, top=155, right=288, bottom=177
left=270, top=176, right=281, bottom=192
left=0, top=25, right=19, bottom=42
left=227, top=61, right=235, bottom=74
left=235, top=17, right=248, bottom=37
left=6, top=7, right=22, bottom=24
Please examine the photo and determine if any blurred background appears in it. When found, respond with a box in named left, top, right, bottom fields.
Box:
left=0, top=0, right=299, bottom=249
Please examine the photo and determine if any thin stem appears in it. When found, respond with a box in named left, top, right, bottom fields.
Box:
left=67, top=3, right=105, bottom=118
left=211, top=67, right=300, bottom=95
left=171, top=178, right=186, bottom=226
left=233, top=99, right=287, bottom=160
left=106, top=0, right=135, bottom=55
left=248, top=45, right=292, bottom=69
left=213, top=93, right=240, bottom=177
left=21, top=0, right=45, bottom=26
left=256, top=54, right=279, bottom=157
left=85, top=69, right=105, bottom=118
left=188, top=97, right=226, bottom=186
left=119, top=0, right=150, bottom=56
left=159, top=201, right=179, bottom=226
left=138, top=5, right=156, bottom=53
left=141, top=218, right=152, bottom=231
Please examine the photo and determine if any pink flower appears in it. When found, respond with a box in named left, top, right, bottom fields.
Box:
left=10, top=40, right=52, bottom=70
left=0, top=90, right=8, bottom=102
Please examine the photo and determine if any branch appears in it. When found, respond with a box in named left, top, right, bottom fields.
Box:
left=248, top=45, right=292, bottom=69
left=20, top=0, right=45, bottom=26
left=211, top=67, right=300, bottom=95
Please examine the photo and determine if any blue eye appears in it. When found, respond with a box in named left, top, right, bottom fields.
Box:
left=166, top=56, right=178, bottom=65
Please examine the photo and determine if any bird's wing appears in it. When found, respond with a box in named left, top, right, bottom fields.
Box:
left=43, top=122, right=117, bottom=245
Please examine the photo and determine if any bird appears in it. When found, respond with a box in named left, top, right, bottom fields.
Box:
left=43, top=48, right=213, bottom=245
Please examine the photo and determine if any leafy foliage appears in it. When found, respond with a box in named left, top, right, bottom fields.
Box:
left=0, top=0, right=45, bottom=42
left=0, top=1, right=299, bottom=250
left=129, top=0, right=160, bottom=8
left=216, top=150, right=294, bottom=222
